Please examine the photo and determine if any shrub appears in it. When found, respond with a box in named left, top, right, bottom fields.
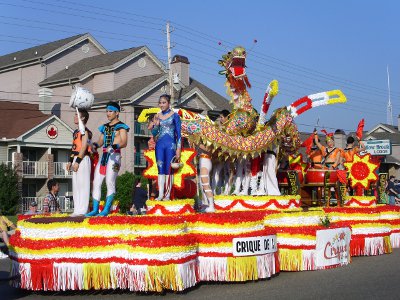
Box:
left=0, top=163, right=19, bottom=215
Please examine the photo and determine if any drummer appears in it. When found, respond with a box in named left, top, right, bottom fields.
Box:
left=313, top=129, right=341, bottom=170
left=342, top=136, right=365, bottom=163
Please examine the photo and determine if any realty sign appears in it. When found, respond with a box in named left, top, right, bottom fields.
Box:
left=362, top=139, right=391, bottom=155
left=315, top=227, right=351, bottom=267
left=233, top=235, right=277, bottom=256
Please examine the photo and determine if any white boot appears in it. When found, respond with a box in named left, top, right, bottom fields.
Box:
left=164, top=175, right=173, bottom=200
left=156, top=175, right=165, bottom=200
left=205, top=198, right=215, bottom=213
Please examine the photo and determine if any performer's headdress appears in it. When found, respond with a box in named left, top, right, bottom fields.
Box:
left=321, top=129, right=334, bottom=142
left=106, top=101, right=120, bottom=112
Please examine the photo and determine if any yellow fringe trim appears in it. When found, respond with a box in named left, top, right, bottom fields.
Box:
left=279, top=249, right=303, bottom=271
left=83, top=263, right=111, bottom=290
left=147, top=264, right=180, bottom=292
left=227, top=256, right=258, bottom=281
left=384, top=236, right=393, bottom=254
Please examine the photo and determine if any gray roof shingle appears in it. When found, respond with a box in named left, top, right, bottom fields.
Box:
left=0, top=34, right=85, bottom=71
left=177, top=78, right=230, bottom=111
left=94, top=73, right=165, bottom=103
left=40, top=47, right=143, bottom=85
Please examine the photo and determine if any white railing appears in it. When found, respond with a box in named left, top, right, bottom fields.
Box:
left=134, top=152, right=147, bottom=167
left=21, top=196, right=73, bottom=213
left=54, top=162, right=72, bottom=177
left=22, top=161, right=48, bottom=177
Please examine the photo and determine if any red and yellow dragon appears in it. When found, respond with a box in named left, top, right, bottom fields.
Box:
left=139, top=46, right=346, bottom=159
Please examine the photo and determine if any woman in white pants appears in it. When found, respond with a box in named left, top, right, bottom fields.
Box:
left=67, top=109, right=92, bottom=216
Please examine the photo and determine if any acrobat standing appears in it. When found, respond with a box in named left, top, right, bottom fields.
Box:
left=86, top=101, right=129, bottom=216
left=67, top=109, right=92, bottom=216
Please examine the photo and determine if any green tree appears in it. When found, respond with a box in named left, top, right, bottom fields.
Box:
left=0, top=163, right=19, bottom=215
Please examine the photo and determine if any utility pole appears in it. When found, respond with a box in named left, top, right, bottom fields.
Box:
left=387, top=65, right=393, bottom=126
left=166, top=21, right=174, bottom=106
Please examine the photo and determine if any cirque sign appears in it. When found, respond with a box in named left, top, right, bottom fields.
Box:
left=362, top=139, right=391, bottom=156
left=233, top=235, right=277, bottom=256
left=316, top=227, right=351, bottom=267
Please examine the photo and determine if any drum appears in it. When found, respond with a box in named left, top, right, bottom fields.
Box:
left=305, top=169, right=338, bottom=184
left=277, top=170, right=304, bottom=184
left=69, top=87, right=94, bottom=109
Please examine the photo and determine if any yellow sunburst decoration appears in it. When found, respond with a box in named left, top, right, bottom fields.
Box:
left=344, top=153, right=379, bottom=190
left=143, top=148, right=196, bottom=189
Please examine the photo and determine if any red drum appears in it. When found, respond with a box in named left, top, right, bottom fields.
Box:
left=174, top=179, right=197, bottom=199
left=277, top=170, right=304, bottom=184
left=305, top=169, right=338, bottom=184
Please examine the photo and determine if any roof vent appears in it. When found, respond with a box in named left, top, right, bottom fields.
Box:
left=65, top=66, right=69, bottom=69
left=35, top=51, right=38, bottom=55
left=13, top=57, right=16, bottom=61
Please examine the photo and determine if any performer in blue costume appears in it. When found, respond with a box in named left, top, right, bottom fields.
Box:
left=150, top=94, right=181, bottom=200
left=86, top=101, right=129, bottom=216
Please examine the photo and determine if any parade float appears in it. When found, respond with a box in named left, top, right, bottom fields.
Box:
left=7, top=46, right=400, bottom=293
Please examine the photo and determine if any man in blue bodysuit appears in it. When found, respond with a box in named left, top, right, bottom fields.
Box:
left=86, top=101, right=130, bottom=216
left=150, top=94, right=181, bottom=200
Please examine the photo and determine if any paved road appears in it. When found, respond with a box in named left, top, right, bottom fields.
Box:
left=1, top=249, right=400, bottom=300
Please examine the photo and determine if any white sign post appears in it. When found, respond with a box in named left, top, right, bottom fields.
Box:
left=362, top=139, right=391, bottom=156
left=233, top=235, right=277, bottom=257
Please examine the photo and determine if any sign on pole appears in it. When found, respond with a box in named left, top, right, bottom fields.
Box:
left=362, top=139, right=391, bottom=156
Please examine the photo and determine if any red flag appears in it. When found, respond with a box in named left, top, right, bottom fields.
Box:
left=301, top=134, right=314, bottom=155
left=356, top=119, right=365, bottom=140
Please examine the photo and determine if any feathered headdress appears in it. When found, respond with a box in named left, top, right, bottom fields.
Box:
left=301, top=133, right=314, bottom=155
left=321, top=129, right=334, bottom=142
left=356, top=119, right=365, bottom=140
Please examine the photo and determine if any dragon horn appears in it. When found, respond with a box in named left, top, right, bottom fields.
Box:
left=287, top=90, right=347, bottom=118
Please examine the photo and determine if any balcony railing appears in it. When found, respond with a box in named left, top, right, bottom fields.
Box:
left=54, top=162, right=72, bottom=177
left=22, top=161, right=48, bottom=177
left=134, top=152, right=147, bottom=167
left=134, top=122, right=151, bottom=136
left=21, top=196, right=73, bottom=213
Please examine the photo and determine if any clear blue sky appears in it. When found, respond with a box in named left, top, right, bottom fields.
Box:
left=1, top=0, right=399, bottom=134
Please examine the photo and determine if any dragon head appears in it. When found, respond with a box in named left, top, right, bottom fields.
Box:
left=219, top=46, right=251, bottom=97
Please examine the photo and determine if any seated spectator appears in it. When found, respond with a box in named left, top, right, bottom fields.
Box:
left=130, top=179, right=148, bottom=215
left=43, top=179, right=61, bottom=214
left=24, top=200, right=38, bottom=215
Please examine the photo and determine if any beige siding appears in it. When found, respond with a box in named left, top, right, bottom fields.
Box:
left=181, top=95, right=209, bottom=111
left=93, top=72, right=115, bottom=94
left=115, top=53, right=163, bottom=89
left=82, top=77, right=94, bottom=93
left=134, top=83, right=169, bottom=107
left=0, top=144, right=8, bottom=162
left=23, top=118, right=72, bottom=147
left=22, top=64, right=45, bottom=93
left=46, top=40, right=103, bottom=78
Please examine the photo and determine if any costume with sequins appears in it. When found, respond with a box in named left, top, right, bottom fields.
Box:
left=153, top=112, right=181, bottom=175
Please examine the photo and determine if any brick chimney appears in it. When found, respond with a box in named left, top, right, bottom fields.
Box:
left=171, top=55, right=190, bottom=87
left=38, top=88, right=53, bottom=114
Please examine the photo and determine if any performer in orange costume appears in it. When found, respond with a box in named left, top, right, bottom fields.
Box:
left=313, top=129, right=341, bottom=169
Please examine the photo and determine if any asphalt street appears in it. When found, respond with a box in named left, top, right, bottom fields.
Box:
left=1, top=249, right=400, bottom=300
